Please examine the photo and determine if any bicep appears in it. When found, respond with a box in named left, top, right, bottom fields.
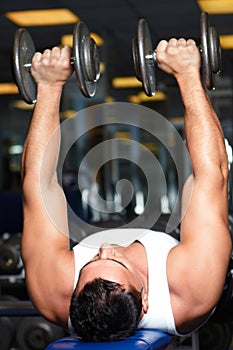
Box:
left=22, top=180, right=73, bottom=323
left=24, top=249, right=74, bottom=326
left=180, top=172, right=230, bottom=248
left=174, top=172, right=231, bottom=301
left=21, top=178, right=69, bottom=263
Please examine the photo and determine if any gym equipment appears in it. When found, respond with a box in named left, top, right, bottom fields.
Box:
left=0, top=317, right=14, bottom=350
left=13, top=21, right=101, bottom=103
left=0, top=299, right=39, bottom=317
left=200, top=12, right=222, bottom=90
left=16, top=317, right=65, bottom=350
left=46, top=330, right=199, bottom=350
left=0, top=296, right=20, bottom=350
left=0, top=233, right=23, bottom=274
left=132, top=12, right=222, bottom=96
left=199, top=321, right=232, bottom=350
left=46, top=330, right=176, bottom=349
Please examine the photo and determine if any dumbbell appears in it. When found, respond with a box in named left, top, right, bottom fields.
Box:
left=12, top=21, right=101, bottom=104
left=0, top=233, right=23, bottom=275
left=16, top=317, right=65, bottom=350
left=132, top=12, right=222, bottom=96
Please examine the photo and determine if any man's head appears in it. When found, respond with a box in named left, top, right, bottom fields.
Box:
left=69, top=243, right=148, bottom=341
left=70, top=278, right=142, bottom=341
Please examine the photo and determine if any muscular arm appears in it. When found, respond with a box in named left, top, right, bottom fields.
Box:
left=157, top=39, right=232, bottom=332
left=21, top=47, right=74, bottom=326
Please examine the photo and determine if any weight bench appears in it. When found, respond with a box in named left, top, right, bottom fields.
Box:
left=45, top=329, right=199, bottom=350
left=0, top=300, right=199, bottom=349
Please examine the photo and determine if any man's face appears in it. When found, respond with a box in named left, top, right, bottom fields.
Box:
left=76, top=243, right=144, bottom=294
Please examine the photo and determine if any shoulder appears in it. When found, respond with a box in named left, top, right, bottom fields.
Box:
left=167, top=245, right=215, bottom=333
left=27, top=250, right=75, bottom=328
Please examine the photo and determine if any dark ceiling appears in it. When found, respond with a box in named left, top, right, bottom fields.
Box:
left=0, top=0, right=233, bottom=100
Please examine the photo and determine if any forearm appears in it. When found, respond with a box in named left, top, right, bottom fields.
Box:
left=176, top=72, right=228, bottom=180
left=21, top=84, right=63, bottom=186
left=156, top=38, right=228, bottom=181
left=22, top=46, right=73, bottom=188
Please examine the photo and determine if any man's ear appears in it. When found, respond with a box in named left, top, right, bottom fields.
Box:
left=141, top=290, right=149, bottom=314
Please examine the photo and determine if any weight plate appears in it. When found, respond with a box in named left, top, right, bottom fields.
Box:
left=137, top=19, right=156, bottom=96
left=84, top=37, right=100, bottom=82
left=13, top=28, right=37, bottom=104
left=0, top=235, right=21, bottom=273
left=73, top=21, right=99, bottom=98
left=132, top=36, right=142, bottom=81
left=199, top=322, right=232, bottom=350
left=208, top=26, right=222, bottom=74
left=0, top=245, right=20, bottom=273
left=200, top=12, right=214, bottom=90
left=0, top=317, right=14, bottom=350
left=16, top=317, right=65, bottom=350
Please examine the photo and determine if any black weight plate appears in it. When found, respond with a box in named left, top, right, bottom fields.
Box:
left=200, top=12, right=214, bottom=90
left=0, top=245, right=20, bottom=273
left=0, top=317, right=14, bottom=350
left=84, top=37, right=100, bottom=82
left=73, top=21, right=98, bottom=98
left=16, top=317, right=65, bottom=350
left=132, top=35, right=142, bottom=82
left=13, top=28, right=37, bottom=104
left=137, top=19, right=156, bottom=96
left=208, top=26, right=222, bottom=74
left=199, top=322, right=232, bottom=350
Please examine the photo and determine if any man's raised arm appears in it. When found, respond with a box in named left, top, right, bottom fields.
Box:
left=21, top=46, right=74, bottom=324
left=156, top=38, right=232, bottom=332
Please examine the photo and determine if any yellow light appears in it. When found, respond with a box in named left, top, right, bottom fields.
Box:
left=0, top=83, right=19, bottom=95
left=112, top=76, right=142, bottom=88
left=220, top=35, right=233, bottom=49
left=5, top=9, right=79, bottom=26
left=197, top=0, right=233, bottom=14
left=61, top=34, right=73, bottom=47
left=128, top=90, right=167, bottom=103
left=144, top=143, right=158, bottom=152
left=61, top=32, right=104, bottom=47
left=11, top=100, right=35, bottom=110
left=128, top=94, right=141, bottom=104
left=171, top=117, right=184, bottom=125
left=139, top=91, right=167, bottom=102
left=114, top=131, right=131, bottom=139
left=105, top=96, right=116, bottom=103
left=60, top=109, right=77, bottom=119
left=139, top=91, right=166, bottom=101
left=90, top=33, right=104, bottom=46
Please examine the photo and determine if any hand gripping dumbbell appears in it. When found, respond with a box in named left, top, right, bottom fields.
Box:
left=132, top=12, right=222, bottom=96
left=12, top=21, right=101, bottom=104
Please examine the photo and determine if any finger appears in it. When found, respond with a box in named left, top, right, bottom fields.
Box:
left=156, top=40, right=168, bottom=51
left=42, top=49, right=51, bottom=57
left=168, top=38, right=178, bottom=46
left=61, top=45, right=72, bottom=59
left=32, top=52, right=42, bottom=63
left=187, top=39, right=197, bottom=47
left=60, top=46, right=72, bottom=69
left=177, top=38, right=187, bottom=47
left=51, top=46, right=61, bottom=58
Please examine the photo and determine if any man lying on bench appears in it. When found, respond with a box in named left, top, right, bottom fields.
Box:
left=20, top=37, right=232, bottom=341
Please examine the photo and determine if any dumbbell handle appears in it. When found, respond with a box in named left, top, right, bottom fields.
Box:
left=145, top=51, right=157, bottom=64
left=24, top=57, right=75, bottom=68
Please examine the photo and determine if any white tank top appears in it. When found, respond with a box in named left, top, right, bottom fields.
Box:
left=71, top=228, right=181, bottom=335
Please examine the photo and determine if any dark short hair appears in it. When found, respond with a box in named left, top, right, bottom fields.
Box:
left=69, top=278, right=142, bottom=341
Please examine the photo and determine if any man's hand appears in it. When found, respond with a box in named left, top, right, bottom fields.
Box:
left=156, top=38, right=201, bottom=78
left=31, top=46, right=73, bottom=89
